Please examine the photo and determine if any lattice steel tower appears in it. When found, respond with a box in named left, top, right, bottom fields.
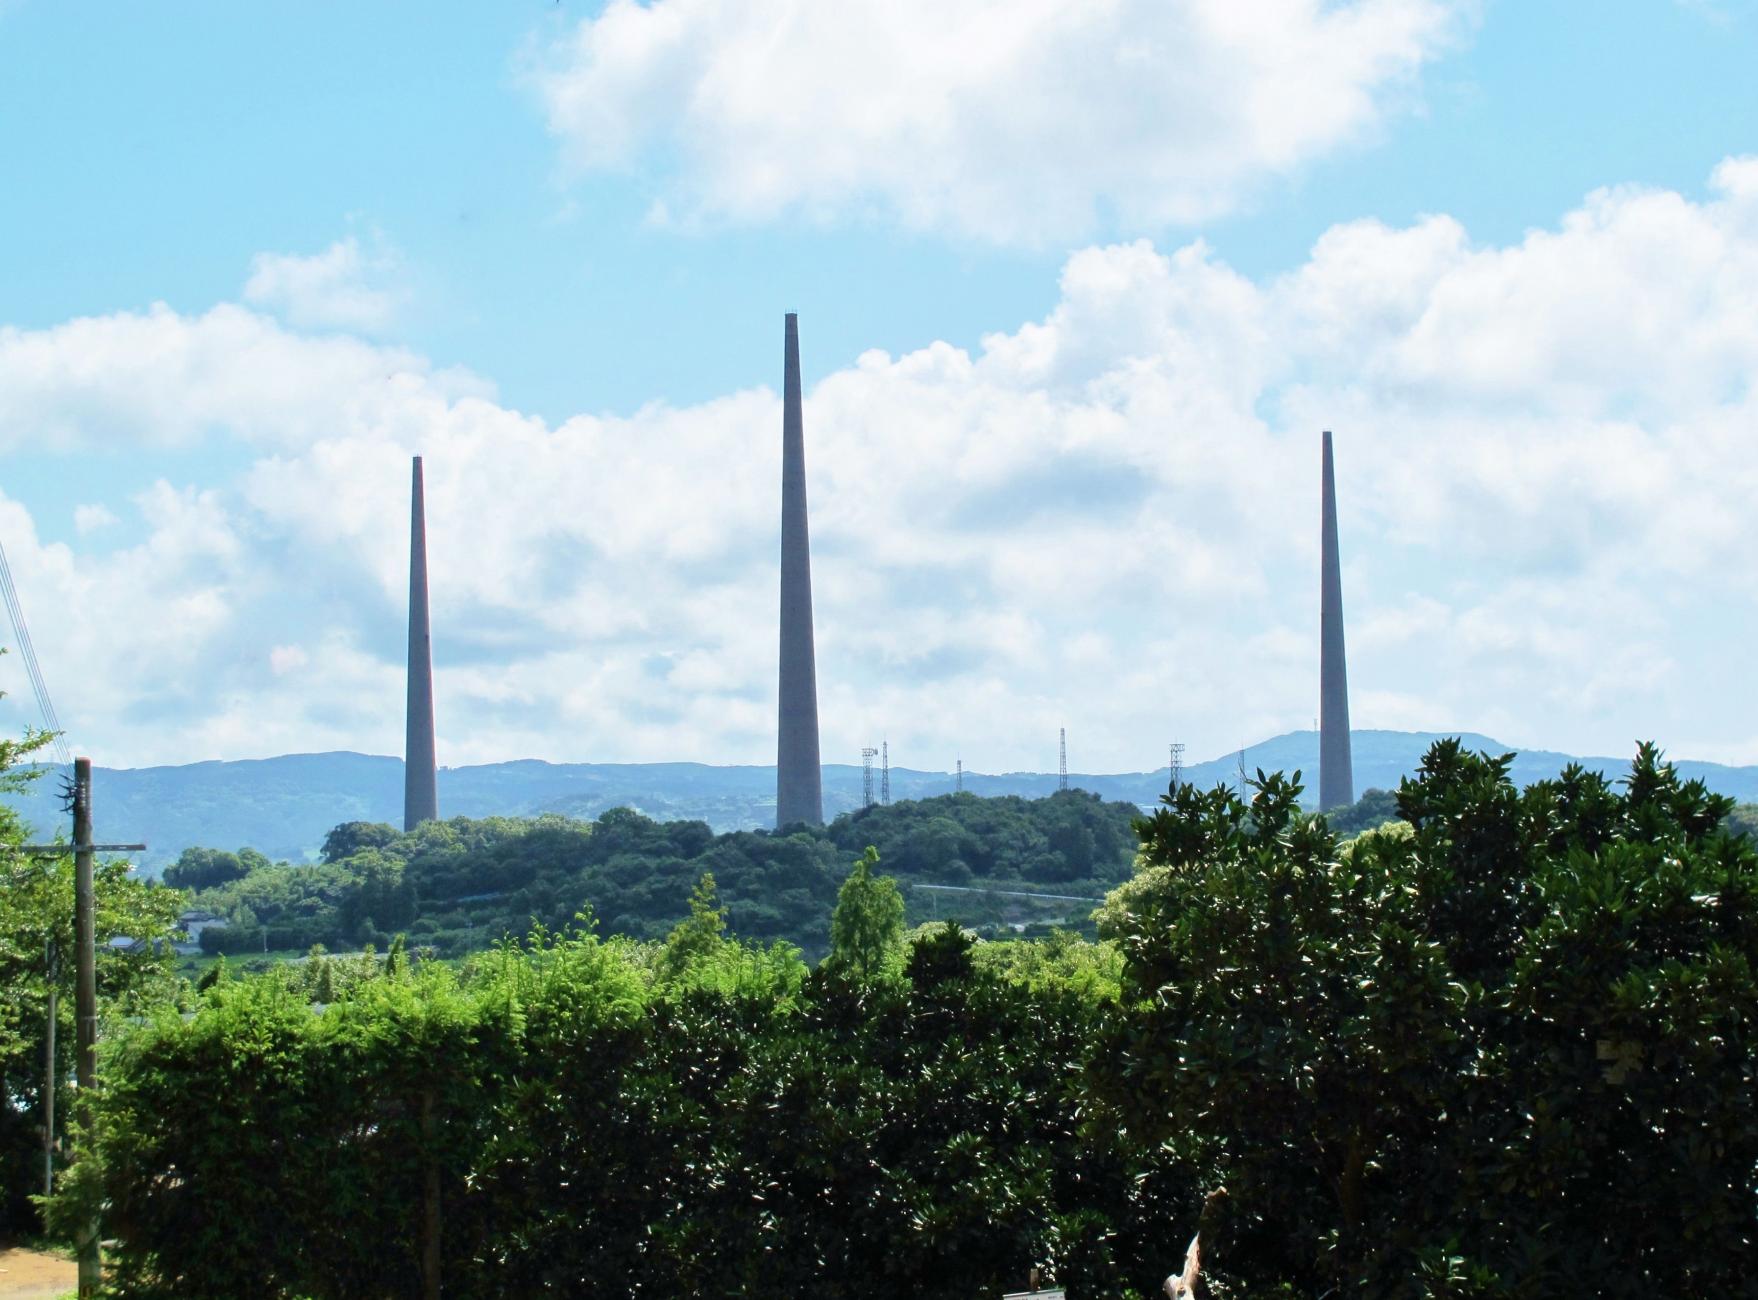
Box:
left=861, top=747, right=878, bottom=809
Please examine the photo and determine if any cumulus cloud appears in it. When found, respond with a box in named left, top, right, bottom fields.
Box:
left=527, top=0, right=1473, bottom=243
left=73, top=504, right=118, bottom=535
left=243, top=235, right=406, bottom=333
left=0, top=302, right=488, bottom=452
left=2, top=161, right=1756, bottom=771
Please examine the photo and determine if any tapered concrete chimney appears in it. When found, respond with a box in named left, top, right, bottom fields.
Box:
left=1319, top=431, right=1354, bottom=810
left=776, top=313, right=823, bottom=827
left=404, top=456, right=439, bottom=830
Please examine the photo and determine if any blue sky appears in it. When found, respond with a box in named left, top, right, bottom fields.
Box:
left=1, top=0, right=1756, bottom=774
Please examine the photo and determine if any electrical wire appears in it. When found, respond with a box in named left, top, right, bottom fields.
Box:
left=0, top=531, right=72, bottom=768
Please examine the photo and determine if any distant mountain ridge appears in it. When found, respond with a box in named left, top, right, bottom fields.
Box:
left=5, top=730, right=1754, bottom=874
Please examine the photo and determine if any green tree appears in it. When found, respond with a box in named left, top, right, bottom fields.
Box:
left=658, top=872, right=726, bottom=982
left=1094, top=742, right=1758, bottom=1296
left=825, top=847, right=905, bottom=981
left=0, top=704, right=184, bottom=1233
left=1322, top=785, right=1401, bottom=836
left=320, top=820, right=399, bottom=864
left=163, top=846, right=249, bottom=891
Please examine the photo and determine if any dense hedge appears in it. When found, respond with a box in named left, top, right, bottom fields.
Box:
left=83, top=927, right=1183, bottom=1300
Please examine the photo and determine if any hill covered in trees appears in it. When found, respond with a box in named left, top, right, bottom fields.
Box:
left=180, top=789, right=1143, bottom=959
left=12, top=730, right=1758, bottom=872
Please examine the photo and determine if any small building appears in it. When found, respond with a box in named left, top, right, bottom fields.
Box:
left=175, top=909, right=229, bottom=956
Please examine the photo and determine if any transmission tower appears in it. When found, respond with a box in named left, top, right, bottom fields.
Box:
left=861, top=747, right=878, bottom=809
left=1169, top=742, right=1185, bottom=794
left=1059, top=728, right=1068, bottom=792
left=881, top=741, right=891, bottom=805
left=955, top=757, right=963, bottom=793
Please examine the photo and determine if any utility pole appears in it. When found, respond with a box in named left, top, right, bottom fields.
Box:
left=72, top=757, right=99, bottom=1298
left=21, top=759, right=146, bottom=1298
left=42, top=938, right=55, bottom=1199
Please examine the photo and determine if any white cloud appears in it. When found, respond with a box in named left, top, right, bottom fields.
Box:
left=0, top=302, right=489, bottom=452
left=243, top=235, right=406, bottom=333
left=2, top=160, right=1757, bottom=771
left=528, top=0, right=1474, bottom=244
left=73, top=503, right=118, bottom=535
left=268, top=645, right=309, bottom=675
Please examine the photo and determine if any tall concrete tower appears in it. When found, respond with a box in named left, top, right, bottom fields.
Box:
left=1319, top=430, right=1354, bottom=810
left=776, top=313, right=824, bottom=827
left=404, top=455, right=439, bottom=831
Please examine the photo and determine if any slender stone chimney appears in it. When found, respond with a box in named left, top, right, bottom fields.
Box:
left=404, top=455, right=439, bottom=830
left=776, top=313, right=823, bottom=827
left=1319, top=430, right=1354, bottom=810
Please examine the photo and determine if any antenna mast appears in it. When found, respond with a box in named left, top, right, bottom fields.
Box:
left=1059, top=728, right=1068, bottom=792
left=881, top=741, right=891, bottom=806
left=955, top=756, right=963, bottom=793
left=861, top=747, right=878, bottom=809
left=1169, top=741, right=1184, bottom=794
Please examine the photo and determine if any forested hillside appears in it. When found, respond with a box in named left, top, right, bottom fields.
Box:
left=182, top=789, right=1142, bottom=959
left=12, top=730, right=1757, bottom=871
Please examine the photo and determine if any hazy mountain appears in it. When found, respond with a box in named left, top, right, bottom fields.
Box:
left=6, top=730, right=1753, bottom=874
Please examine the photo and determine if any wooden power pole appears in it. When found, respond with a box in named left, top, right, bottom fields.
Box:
left=42, top=939, right=56, bottom=1200
left=20, top=758, right=146, bottom=1298
left=72, top=756, right=99, bottom=1298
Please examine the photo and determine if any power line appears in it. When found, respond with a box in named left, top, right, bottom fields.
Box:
left=0, top=533, right=71, bottom=766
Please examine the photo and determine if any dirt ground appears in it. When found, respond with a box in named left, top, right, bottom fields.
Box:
left=0, top=1246, right=75, bottom=1300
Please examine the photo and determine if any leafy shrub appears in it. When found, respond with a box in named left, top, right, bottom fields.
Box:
left=1094, top=741, right=1758, bottom=1296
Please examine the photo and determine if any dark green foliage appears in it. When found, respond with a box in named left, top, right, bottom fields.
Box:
left=79, top=924, right=1179, bottom=1300
left=1322, top=786, right=1401, bottom=836
left=162, top=847, right=252, bottom=891
left=183, top=792, right=1142, bottom=960
left=37, top=728, right=1758, bottom=1297
left=0, top=790, right=185, bottom=1232
left=828, top=787, right=1134, bottom=886
left=321, top=820, right=400, bottom=864
left=1094, top=740, right=1758, bottom=1296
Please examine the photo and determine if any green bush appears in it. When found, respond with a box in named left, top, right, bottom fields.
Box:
left=79, top=915, right=1166, bottom=1299
left=1093, top=741, right=1758, bottom=1296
